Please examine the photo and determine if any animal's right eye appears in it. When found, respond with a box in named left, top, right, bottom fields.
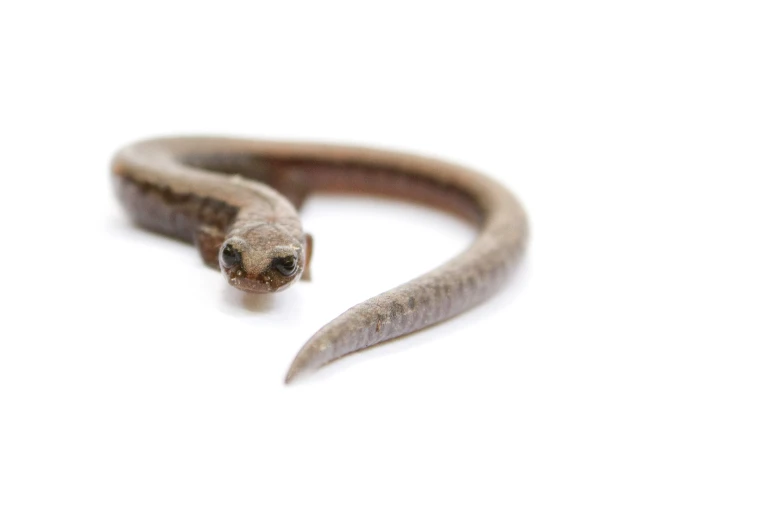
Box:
left=221, top=244, right=242, bottom=268
left=274, top=255, right=298, bottom=277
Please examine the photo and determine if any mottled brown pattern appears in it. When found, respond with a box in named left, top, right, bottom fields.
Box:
left=111, top=137, right=529, bottom=382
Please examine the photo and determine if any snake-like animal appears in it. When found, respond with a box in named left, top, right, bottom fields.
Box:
left=111, top=137, right=529, bottom=382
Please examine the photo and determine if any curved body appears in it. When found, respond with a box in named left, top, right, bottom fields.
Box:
left=111, top=137, right=529, bottom=382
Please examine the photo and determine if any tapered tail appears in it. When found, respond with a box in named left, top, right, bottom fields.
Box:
left=284, top=163, right=528, bottom=382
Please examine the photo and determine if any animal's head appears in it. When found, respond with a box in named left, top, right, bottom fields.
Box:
left=219, top=224, right=307, bottom=293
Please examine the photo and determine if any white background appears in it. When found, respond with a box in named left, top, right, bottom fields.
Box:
left=1, top=1, right=779, bottom=522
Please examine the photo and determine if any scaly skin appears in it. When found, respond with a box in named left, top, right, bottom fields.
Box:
left=111, top=136, right=529, bottom=383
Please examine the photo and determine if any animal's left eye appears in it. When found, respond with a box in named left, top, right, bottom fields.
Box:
left=274, top=256, right=298, bottom=277
left=220, top=243, right=242, bottom=268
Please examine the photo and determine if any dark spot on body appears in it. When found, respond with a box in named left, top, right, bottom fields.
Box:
left=390, top=302, right=405, bottom=318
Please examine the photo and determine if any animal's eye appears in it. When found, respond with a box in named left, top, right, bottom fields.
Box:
left=221, top=244, right=242, bottom=268
left=274, top=255, right=298, bottom=277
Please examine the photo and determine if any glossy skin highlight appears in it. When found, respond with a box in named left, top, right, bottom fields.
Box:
left=111, top=136, right=528, bottom=383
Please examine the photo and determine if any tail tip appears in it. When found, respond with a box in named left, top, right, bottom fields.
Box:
left=283, top=356, right=314, bottom=385
left=283, top=367, right=299, bottom=385
left=283, top=337, right=337, bottom=385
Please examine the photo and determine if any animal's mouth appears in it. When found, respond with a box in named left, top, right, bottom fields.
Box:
left=222, top=265, right=295, bottom=294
